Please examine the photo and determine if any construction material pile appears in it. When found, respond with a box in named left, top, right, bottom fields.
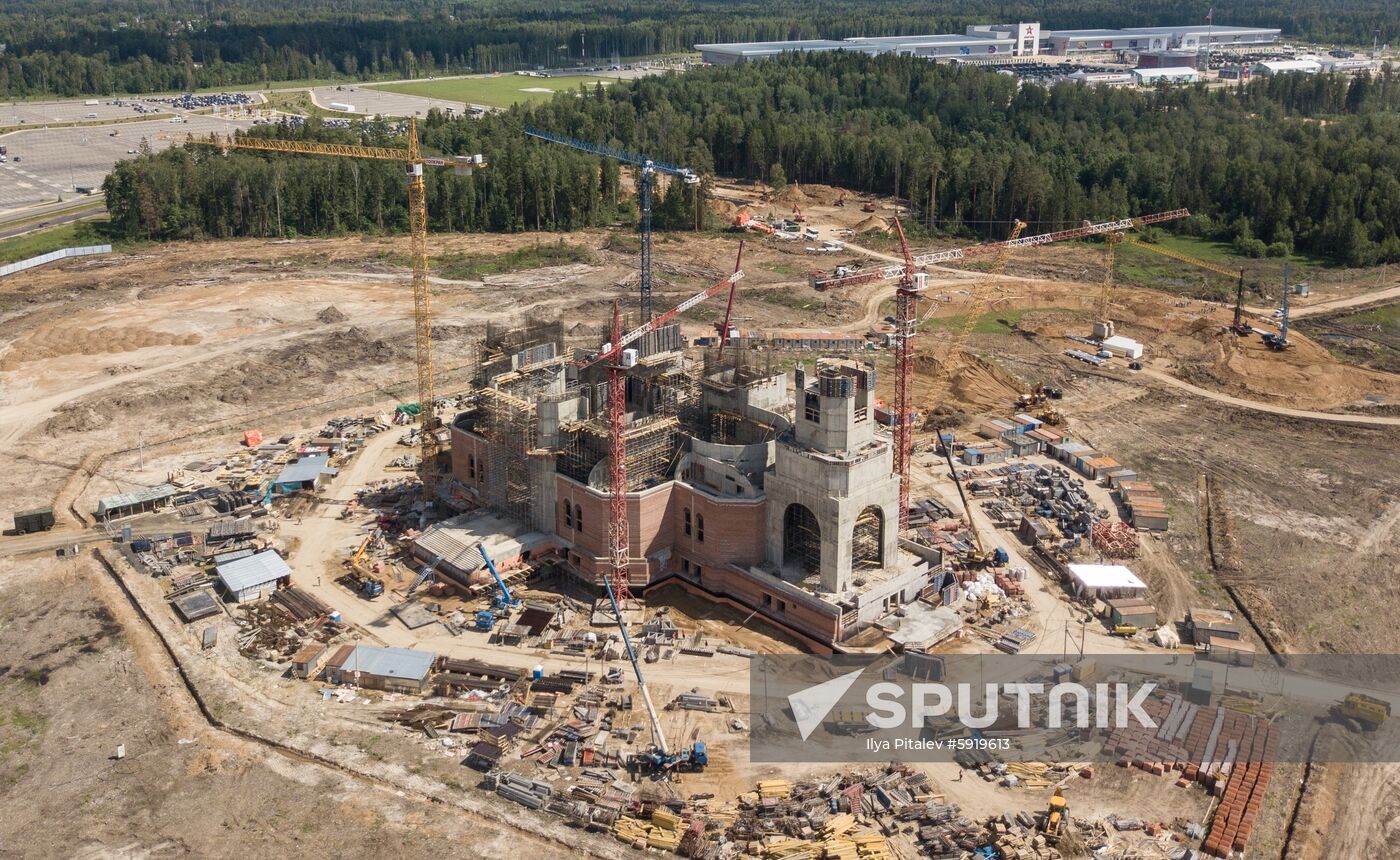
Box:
left=1102, top=691, right=1279, bottom=858
left=1090, top=521, right=1139, bottom=559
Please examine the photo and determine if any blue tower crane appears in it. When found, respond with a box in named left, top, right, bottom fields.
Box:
left=525, top=127, right=699, bottom=322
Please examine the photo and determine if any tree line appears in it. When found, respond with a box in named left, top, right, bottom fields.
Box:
left=3, top=0, right=1398, bottom=97
left=106, top=54, right=1400, bottom=265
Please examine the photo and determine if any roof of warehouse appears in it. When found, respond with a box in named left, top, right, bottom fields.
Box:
left=275, top=453, right=332, bottom=485
left=1067, top=563, right=1147, bottom=591
left=1047, top=29, right=1166, bottom=39
left=216, top=549, right=291, bottom=593
left=1120, top=25, right=1280, bottom=36
left=97, top=484, right=178, bottom=513
left=695, top=39, right=851, bottom=54
left=412, top=511, right=552, bottom=577
left=848, top=34, right=1010, bottom=46
left=339, top=645, right=435, bottom=680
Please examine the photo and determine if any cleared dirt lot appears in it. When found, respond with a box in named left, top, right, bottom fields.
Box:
left=2, top=209, right=1399, bottom=856
left=0, top=556, right=579, bottom=858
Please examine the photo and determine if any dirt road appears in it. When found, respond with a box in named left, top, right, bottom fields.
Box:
left=1246, top=282, right=1400, bottom=320
left=1139, top=367, right=1400, bottom=427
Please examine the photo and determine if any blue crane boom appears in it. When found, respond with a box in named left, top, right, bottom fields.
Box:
left=476, top=544, right=520, bottom=609
left=525, top=126, right=699, bottom=322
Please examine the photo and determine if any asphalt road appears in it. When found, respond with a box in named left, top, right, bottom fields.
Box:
left=0, top=202, right=106, bottom=240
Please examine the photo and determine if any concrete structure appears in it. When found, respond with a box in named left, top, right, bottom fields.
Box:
left=214, top=549, right=291, bottom=602
left=442, top=319, right=938, bottom=646
left=324, top=645, right=435, bottom=693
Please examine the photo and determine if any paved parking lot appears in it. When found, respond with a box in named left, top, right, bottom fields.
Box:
left=307, top=85, right=474, bottom=118
left=0, top=114, right=255, bottom=215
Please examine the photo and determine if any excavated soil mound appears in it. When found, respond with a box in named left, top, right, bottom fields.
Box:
left=795, top=183, right=846, bottom=205
left=910, top=351, right=1024, bottom=414
left=0, top=323, right=202, bottom=370
left=854, top=215, right=890, bottom=234
left=769, top=183, right=810, bottom=205
left=709, top=198, right=740, bottom=223
left=316, top=305, right=348, bottom=324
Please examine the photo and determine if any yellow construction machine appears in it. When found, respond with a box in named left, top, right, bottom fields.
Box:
left=1333, top=693, right=1391, bottom=732
left=1043, top=788, right=1068, bottom=845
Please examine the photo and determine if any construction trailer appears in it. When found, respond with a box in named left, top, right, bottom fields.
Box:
left=13, top=507, right=55, bottom=534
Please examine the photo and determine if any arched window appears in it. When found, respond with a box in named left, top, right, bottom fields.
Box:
left=683, top=507, right=692, bottom=536
left=852, top=505, right=884, bottom=570
left=575, top=504, right=582, bottom=531
left=563, top=500, right=574, bottom=528
left=696, top=513, right=706, bottom=543
left=783, top=503, right=821, bottom=575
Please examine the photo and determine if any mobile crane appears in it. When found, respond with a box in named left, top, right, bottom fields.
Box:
left=473, top=543, right=521, bottom=632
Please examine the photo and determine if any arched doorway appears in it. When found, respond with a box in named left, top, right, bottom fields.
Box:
left=783, top=503, right=821, bottom=575
left=852, top=505, right=884, bottom=570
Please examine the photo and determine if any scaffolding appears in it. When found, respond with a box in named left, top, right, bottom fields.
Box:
left=851, top=506, right=884, bottom=571
left=559, top=415, right=680, bottom=491
left=783, top=503, right=822, bottom=577
left=477, top=388, right=538, bottom=524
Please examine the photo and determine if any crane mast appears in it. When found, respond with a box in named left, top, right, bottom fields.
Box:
left=891, top=217, right=921, bottom=533
left=525, top=127, right=699, bottom=321
left=197, top=120, right=486, bottom=499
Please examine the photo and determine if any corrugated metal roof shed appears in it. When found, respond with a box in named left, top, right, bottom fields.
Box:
left=216, top=550, right=291, bottom=593
left=97, top=484, right=178, bottom=515
left=275, top=453, right=332, bottom=486
left=340, top=645, right=435, bottom=680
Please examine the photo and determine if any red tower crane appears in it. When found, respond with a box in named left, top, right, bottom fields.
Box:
left=572, top=245, right=746, bottom=606
left=891, top=217, right=921, bottom=534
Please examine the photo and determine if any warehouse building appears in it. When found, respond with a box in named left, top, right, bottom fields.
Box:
left=324, top=645, right=436, bottom=693
left=1065, top=563, right=1148, bottom=600
left=214, top=549, right=291, bottom=602
left=1254, top=59, right=1322, bottom=75
left=699, top=22, right=1276, bottom=65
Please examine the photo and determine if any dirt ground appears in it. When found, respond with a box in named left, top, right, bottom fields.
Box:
left=3, top=194, right=1400, bottom=856
left=0, top=556, right=580, bottom=859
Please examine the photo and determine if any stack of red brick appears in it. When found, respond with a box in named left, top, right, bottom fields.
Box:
left=1099, top=691, right=1278, bottom=857
left=1200, top=718, right=1278, bottom=857
left=994, top=570, right=1024, bottom=596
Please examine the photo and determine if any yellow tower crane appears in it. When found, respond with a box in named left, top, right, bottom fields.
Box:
left=1098, top=233, right=1246, bottom=339
left=196, top=120, right=486, bottom=497
left=916, top=219, right=1024, bottom=564
left=920, top=219, right=1027, bottom=390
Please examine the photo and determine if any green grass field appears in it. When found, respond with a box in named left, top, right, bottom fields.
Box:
left=0, top=219, right=118, bottom=265
left=371, top=74, right=620, bottom=108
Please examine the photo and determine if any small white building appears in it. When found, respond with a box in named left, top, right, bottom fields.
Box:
left=215, top=549, right=291, bottom=602
left=1101, top=335, right=1144, bottom=359
left=1133, top=67, right=1200, bottom=85
left=1066, top=563, right=1147, bottom=600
